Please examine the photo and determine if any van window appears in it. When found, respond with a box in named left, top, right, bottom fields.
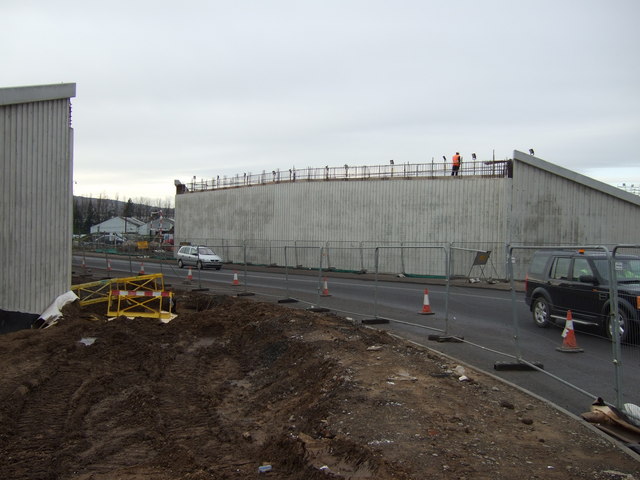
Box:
left=550, top=257, right=571, bottom=280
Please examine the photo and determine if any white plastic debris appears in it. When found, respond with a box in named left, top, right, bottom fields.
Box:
left=38, top=291, right=79, bottom=328
left=623, top=403, right=640, bottom=427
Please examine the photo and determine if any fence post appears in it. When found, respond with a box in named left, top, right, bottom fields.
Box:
left=325, top=242, right=332, bottom=271
left=608, top=246, right=624, bottom=410
left=277, top=246, right=297, bottom=303
left=507, top=244, right=524, bottom=362
left=243, top=243, right=249, bottom=293
left=285, top=246, right=291, bottom=297
left=374, top=247, right=380, bottom=319
left=316, top=246, right=324, bottom=305
left=444, top=243, right=451, bottom=335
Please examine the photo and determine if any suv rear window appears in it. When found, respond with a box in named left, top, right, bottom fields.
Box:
left=529, top=253, right=550, bottom=276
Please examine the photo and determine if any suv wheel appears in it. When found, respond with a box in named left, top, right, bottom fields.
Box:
left=606, top=308, right=628, bottom=343
left=178, top=259, right=184, bottom=268
left=196, top=260, right=203, bottom=270
left=532, top=297, right=551, bottom=328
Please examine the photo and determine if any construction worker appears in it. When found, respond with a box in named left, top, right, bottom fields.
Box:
left=451, top=152, right=462, bottom=176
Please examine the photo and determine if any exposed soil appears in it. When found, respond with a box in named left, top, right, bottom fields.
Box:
left=0, top=287, right=638, bottom=479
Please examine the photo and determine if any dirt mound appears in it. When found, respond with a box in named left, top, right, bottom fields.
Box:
left=0, top=292, right=637, bottom=479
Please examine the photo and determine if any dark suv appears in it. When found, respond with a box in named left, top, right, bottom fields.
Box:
left=524, top=250, right=640, bottom=343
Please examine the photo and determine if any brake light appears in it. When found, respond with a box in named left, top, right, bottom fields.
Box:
left=637, top=296, right=640, bottom=310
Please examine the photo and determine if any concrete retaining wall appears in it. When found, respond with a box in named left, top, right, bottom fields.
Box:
left=175, top=151, right=640, bottom=280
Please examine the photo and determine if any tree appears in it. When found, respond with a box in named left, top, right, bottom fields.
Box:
left=122, top=198, right=134, bottom=218
left=83, top=199, right=96, bottom=233
left=73, top=197, right=84, bottom=234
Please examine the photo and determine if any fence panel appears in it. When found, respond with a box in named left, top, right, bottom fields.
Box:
left=507, top=244, right=638, bottom=411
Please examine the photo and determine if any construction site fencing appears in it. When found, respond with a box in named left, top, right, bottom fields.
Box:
left=507, top=244, right=639, bottom=411
left=175, top=238, right=504, bottom=280
left=608, top=244, right=640, bottom=411
left=182, top=159, right=513, bottom=192
left=206, top=241, right=637, bottom=414
left=72, top=242, right=638, bottom=417
left=74, top=233, right=176, bottom=260
left=74, top=237, right=627, bottom=283
left=74, top=234, right=506, bottom=281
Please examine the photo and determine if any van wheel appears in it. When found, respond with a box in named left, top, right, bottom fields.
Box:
left=178, top=259, right=184, bottom=268
left=532, top=297, right=551, bottom=328
left=606, top=308, right=628, bottom=343
left=196, top=260, right=203, bottom=270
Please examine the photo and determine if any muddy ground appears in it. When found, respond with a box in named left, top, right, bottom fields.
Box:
left=0, top=288, right=638, bottom=479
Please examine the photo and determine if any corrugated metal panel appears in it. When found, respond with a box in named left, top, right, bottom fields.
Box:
left=1, top=95, right=73, bottom=314
left=512, top=162, right=640, bottom=245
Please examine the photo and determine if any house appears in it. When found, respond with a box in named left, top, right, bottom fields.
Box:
left=138, top=217, right=175, bottom=236
left=90, top=216, right=146, bottom=235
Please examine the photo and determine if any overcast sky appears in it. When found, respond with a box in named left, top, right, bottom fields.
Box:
left=2, top=0, right=639, bottom=205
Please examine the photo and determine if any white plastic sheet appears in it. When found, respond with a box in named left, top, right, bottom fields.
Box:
left=38, top=291, right=79, bottom=328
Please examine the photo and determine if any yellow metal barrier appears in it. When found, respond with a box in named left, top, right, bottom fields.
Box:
left=72, top=274, right=174, bottom=320
left=110, top=273, right=166, bottom=293
left=71, top=279, right=114, bottom=305
left=107, top=289, right=174, bottom=320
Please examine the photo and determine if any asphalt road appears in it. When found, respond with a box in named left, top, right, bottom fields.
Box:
left=73, top=254, right=639, bottom=417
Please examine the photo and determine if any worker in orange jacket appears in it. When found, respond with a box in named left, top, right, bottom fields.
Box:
left=451, top=152, right=462, bottom=176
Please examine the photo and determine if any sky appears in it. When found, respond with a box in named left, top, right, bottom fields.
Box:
left=2, top=0, right=640, bottom=205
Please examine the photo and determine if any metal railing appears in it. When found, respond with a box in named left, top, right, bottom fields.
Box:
left=181, top=160, right=513, bottom=193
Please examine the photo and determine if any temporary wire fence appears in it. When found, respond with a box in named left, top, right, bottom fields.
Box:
left=507, top=244, right=639, bottom=411
left=72, top=241, right=638, bottom=415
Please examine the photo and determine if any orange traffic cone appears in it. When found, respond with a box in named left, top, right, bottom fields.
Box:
left=556, top=310, right=584, bottom=353
left=419, top=288, right=435, bottom=315
left=186, top=267, right=193, bottom=283
left=321, top=277, right=331, bottom=297
left=232, top=271, right=240, bottom=286
left=107, top=259, right=112, bottom=275
left=138, top=262, right=145, bottom=275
